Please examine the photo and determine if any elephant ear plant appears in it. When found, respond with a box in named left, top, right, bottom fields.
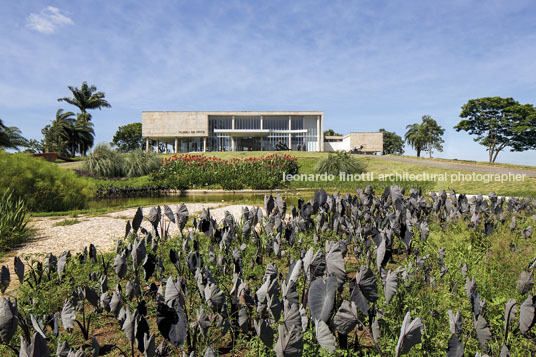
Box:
left=2, top=188, right=536, bottom=355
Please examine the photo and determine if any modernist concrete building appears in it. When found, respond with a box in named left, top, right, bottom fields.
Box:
left=324, top=132, right=383, bottom=153
left=142, top=111, right=324, bottom=152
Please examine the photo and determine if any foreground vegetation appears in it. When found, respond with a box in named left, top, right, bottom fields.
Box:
left=1, top=187, right=535, bottom=356
left=83, top=144, right=160, bottom=178
left=0, top=190, right=30, bottom=252
left=153, top=153, right=299, bottom=190
left=0, top=151, right=92, bottom=212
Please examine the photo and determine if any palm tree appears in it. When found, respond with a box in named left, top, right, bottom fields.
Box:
left=0, top=119, right=28, bottom=150
left=404, top=123, right=425, bottom=157
left=57, top=81, right=111, bottom=121
left=42, top=109, right=75, bottom=156
left=73, top=115, right=95, bottom=156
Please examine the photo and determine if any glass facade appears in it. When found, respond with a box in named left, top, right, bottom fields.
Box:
left=207, top=116, right=232, bottom=151
left=235, top=116, right=261, bottom=130
left=163, top=114, right=320, bottom=152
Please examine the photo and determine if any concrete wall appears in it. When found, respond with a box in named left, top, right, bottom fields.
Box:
left=324, top=132, right=383, bottom=153
left=348, top=132, right=383, bottom=152
left=324, top=140, right=347, bottom=151
left=142, top=112, right=209, bottom=138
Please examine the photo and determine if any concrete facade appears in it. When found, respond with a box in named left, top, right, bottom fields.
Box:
left=324, top=132, right=383, bottom=153
left=142, top=111, right=323, bottom=153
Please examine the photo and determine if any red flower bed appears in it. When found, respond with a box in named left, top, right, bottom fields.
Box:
left=154, top=154, right=298, bottom=190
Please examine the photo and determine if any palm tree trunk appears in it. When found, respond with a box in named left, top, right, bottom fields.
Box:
left=416, top=147, right=421, bottom=157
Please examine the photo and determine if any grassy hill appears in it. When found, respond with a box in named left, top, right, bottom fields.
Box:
left=60, top=151, right=536, bottom=197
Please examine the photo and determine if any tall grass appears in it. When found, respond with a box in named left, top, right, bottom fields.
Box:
left=84, top=144, right=160, bottom=178
left=0, top=151, right=92, bottom=212
left=0, top=189, right=30, bottom=251
left=315, top=150, right=366, bottom=175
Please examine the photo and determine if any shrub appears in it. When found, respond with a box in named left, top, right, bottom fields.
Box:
left=84, top=143, right=123, bottom=178
left=122, top=149, right=161, bottom=177
left=0, top=151, right=92, bottom=212
left=153, top=153, right=299, bottom=190
left=0, top=189, right=30, bottom=250
left=315, top=150, right=366, bottom=176
left=84, top=144, right=161, bottom=178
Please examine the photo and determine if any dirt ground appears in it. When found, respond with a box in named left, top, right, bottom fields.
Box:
left=1, top=203, right=256, bottom=295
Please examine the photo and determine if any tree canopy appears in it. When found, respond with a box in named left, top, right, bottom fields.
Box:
left=42, top=109, right=95, bottom=157
left=455, top=97, right=536, bottom=162
left=0, top=119, right=27, bottom=150
left=112, top=122, right=144, bottom=152
left=379, top=128, right=404, bottom=155
left=58, top=81, right=111, bottom=120
left=404, top=115, right=445, bottom=158
left=324, top=129, right=342, bottom=136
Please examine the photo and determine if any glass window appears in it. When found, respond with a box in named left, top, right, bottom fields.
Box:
left=291, top=116, right=304, bottom=130
left=263, top=116, right=289, bottom=130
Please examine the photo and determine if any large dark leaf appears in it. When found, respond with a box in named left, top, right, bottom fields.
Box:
left=157, top=300, right=188, bottom=348
left=519, top=295, right=536, bottom=334
left=61, top=300, right=76, bottom=332
left=446, top=334, right=464, bottom=357
left=132, top=238, right=146, bottom=270
left=274, top=324, right=303, bottom=357
left=395, top=312, right=423, bottom=356
left=333, top=300, right=358, bottom=335
left=14, top=256, right=24, bottom=284
left=110, top=289, right=123, bottom=317
left=57, top=252, right=68, bottom=280
left=517, top=271, right=534, bottom=295
left=384, top=270, right=398, bottom=304
left=205, top=282, right=225, bottom=312
left=113, top=253, right=127, bottom=279
left=315, top=319, right=336, bottom=353
left=19, top=332, right=50, bottom=357
left=0, top=266, right=10, bottom=293
left=254, top=319, right=274, bottom=347
left=325, top=243, right=346, bottom=288
left=504, top=299, right=517, bottom=331
left=175, top=204, right=189, bottom=231
left=448, top=310, right=463, bottom=336
left=164, top=205, right=175, bottom=224
left=283, top=302, right=302, bottom=331
left=0, top=298, right=18, bottom=344
left=132, top=207, right=143, bottom=233
left=473, top=315, right=491, bottom=351
left=308, top=276, right=337, bottom=323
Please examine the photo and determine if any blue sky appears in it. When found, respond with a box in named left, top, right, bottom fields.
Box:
left=1, top=0, right=536, bottom=164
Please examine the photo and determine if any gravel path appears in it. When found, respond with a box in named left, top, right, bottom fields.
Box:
left=1, top=203, right=257, bottom=294
left=375, top=156, right=536, bottom=178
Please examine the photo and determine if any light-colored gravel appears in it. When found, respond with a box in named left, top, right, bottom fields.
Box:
left=1, top=203, right=260, bottom=294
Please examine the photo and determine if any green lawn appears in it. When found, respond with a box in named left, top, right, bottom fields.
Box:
left=160, top=151, right=536, bottom=197
left=60, top=151, right=536, bottom=197
left=393, top=154, right=536, bottom=170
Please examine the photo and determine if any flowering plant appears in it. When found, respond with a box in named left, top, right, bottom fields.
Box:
left=153, top=154, right=298, bottom=190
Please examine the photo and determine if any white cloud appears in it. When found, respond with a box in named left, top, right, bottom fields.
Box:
left=26, top=6, right=73, bottom=34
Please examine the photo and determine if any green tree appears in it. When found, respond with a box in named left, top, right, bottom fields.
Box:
left=379, top=128, right=404, bottom=155
left=57, top=81, right=111, bottom=121
left=42, top=109, right=75, bottom=156
left=0, top=119, right=28, bottom=150
left=404, top=123, right=426, bottom=157
left=23, top=139, right=45, bottom=154
left=324, top=129, right=342, bottom=136
left=73, top=115, right=95, bottom=156
left=42, top=110, right=95, bottom=157
left=405, top=115, right=444, bottom=158
left=421, top=115, right=445, bottom=158
left=455, top=97, right=536, bottom=162
left=112, top=122, right=143, bottom=152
